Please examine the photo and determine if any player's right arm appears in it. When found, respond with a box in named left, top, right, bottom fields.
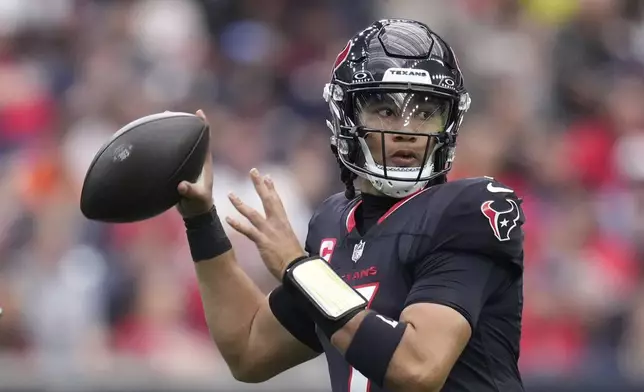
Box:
left=175, top=110, right=321, bottom=382
left=193, top=251, right=322, bottom=382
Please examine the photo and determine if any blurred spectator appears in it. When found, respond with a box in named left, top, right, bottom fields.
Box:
left=550, top=0, right=629, bottom=125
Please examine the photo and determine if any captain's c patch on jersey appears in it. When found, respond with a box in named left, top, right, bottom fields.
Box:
left=319, top=238, right=337, bottom=263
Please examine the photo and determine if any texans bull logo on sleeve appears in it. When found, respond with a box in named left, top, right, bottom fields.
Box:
left=480, top=199, right=521, bottom=241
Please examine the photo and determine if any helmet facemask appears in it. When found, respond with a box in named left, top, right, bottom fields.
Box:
left=327, top=83, right=465, bottom=198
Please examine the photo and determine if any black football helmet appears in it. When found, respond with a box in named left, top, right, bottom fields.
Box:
left=324, top=19, right=471, bottom=198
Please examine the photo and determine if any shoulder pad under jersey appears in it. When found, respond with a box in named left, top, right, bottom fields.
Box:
left=304, top=192, right=352, bottom=255
left=425, top=177, right=525, bottom=270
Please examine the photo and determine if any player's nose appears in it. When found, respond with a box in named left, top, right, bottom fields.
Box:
left=391, top=132, right=417, bottom=143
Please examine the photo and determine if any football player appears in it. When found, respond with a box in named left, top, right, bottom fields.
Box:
left=177, top=19, right=525, bottom=392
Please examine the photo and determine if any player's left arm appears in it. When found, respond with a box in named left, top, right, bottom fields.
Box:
left=330, top=251, right=516, bottom=392
left=281, top=179, right=524, bottom=392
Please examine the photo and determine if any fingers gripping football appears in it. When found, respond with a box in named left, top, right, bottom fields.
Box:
left=176, top=110, right=215, bottom=217
left=226, top=168, right=306, bottom=279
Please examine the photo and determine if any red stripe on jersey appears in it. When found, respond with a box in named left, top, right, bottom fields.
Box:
left=346, top=200, right=363, bottom=233
left=377, top=187, right=430, bottom=225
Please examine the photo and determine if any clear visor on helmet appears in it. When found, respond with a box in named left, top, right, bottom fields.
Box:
left=349, top=90, right=452, bottom=181
left=354, top=91, right=450, bottom=134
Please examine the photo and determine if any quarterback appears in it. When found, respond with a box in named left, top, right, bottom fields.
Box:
left=177, top=19, right=525, bottom=392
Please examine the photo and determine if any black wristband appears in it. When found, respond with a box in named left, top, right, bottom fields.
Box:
left=345, top=311, right=407, bottom=387
left=183, top=206, right=232, bottom=262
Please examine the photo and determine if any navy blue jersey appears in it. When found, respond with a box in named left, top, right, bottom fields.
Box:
left=304, top=177, right=525, bottom=392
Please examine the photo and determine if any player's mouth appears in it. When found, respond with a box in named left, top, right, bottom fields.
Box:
left=388, top=150, right=419, bottom=167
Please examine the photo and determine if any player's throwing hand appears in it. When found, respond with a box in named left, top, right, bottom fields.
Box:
left=176, top=110, right=214, bottom=218
left=226, top=169, right=307, bottom=280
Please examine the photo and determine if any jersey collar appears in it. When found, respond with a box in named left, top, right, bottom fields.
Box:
left=345, top=187, right=431, bottom=233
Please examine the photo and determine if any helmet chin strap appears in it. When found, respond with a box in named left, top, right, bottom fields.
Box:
left=356, top=138, right=435, bottom=198
left=368, top=174, right=429, bottom=198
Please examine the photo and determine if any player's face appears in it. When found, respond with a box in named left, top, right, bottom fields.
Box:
left=354, top=91, right=450, bottom=167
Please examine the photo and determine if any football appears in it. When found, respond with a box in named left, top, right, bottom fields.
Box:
left=80, top=111, right=209, bottom=223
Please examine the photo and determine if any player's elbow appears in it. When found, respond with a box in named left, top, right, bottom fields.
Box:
left=228, top=354, right=285, bottom=384
left=230, top=370, right=266, bottom=384
left=229, top=363, right=274, bottom=384
left=395, top=361, right=446, bottom=392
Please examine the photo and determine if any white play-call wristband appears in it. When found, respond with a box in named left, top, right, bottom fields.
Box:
left=287, top=256, right=367, bottom=320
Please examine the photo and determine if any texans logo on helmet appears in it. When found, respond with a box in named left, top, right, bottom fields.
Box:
left=480, top=199, right=520, bottom=241
left=333, top=40, right=352, bottom=72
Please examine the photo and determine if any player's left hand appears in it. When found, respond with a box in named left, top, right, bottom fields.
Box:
left=225, top=168, right=306, bottom=280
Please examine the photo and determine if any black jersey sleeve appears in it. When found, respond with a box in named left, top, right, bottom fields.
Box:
left=304, top=215, right=319, bottom=257
left=404, top=251, right=515, bottom=329
left=429, top=178, right=525, bottom=271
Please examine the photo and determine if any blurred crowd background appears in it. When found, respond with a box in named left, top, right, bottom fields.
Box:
left=1, top=0, right=644, bottom=390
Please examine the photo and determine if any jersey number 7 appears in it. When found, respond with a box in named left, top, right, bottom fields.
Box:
left=348, top=283, right=380, bottom=392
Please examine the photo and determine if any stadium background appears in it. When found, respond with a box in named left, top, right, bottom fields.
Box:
left=1, top=0, right=644, bottom=391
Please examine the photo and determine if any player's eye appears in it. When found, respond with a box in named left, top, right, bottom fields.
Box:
left=415, top=104, right=445, bottom=122
left=377, top=108, right=395, bottom=118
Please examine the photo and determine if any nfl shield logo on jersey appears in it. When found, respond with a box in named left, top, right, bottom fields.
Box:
left=352, top=240, right=366, bottom=263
